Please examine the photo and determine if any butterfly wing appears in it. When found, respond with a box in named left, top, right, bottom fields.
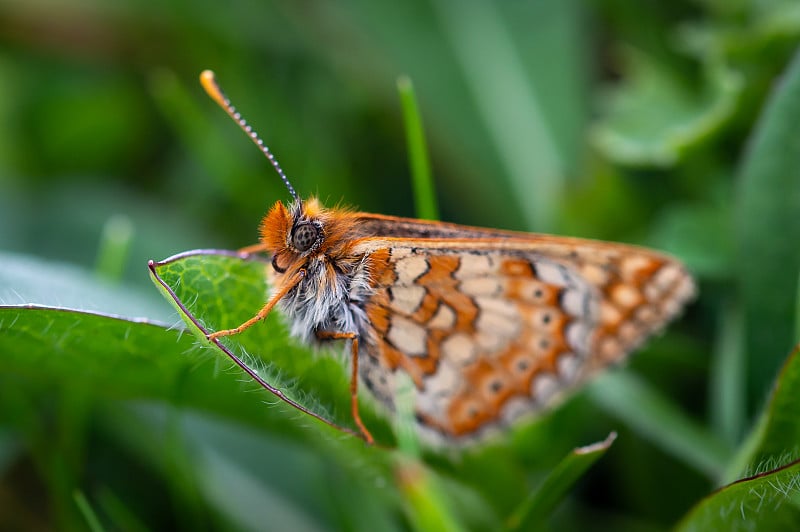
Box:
left=351, top=231, right=694, bottom=441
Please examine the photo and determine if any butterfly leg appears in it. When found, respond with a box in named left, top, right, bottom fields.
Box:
left=208, top=269, right=305, bottom=341
left=316, top=330, right=375, bottom=445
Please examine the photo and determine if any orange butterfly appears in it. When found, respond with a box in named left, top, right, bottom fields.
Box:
left=200, top=70, right=695, bottom=445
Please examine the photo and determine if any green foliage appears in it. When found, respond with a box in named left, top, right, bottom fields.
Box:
left=736, top=46, right=800, bottom=400
left=591, top=53, right=742, bottom=166
left=507, top=432, right=617, bottom=530
left=726, top=345, right=800, bottom=483
left=148, top=250, right=387, bottom=440
left=677, top=459, right=800, bottom=531
left=677, top=347, right=800, bottom=530
left=3, top=0, right=800, bottom=529
left=588, top=372, right=732, bottom=479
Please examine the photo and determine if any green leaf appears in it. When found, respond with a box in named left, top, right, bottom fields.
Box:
left=591, top=51, right=741, bottom=167
left=506, top=432, right=617, bottom=530
left=680, top=2, right=800, bottom=58
left=676, top=457, right=800, bottom=531
left=725, top=343, right=800, bottom=483
left=149, top=249, right=392, bottom=443
left=0, top=250, right=168, bottom=321
left=0, top=305, right=290, bottom=430
left=736, top=46, right=800, bottom=399
left=0, top=296, right=399, bottom=529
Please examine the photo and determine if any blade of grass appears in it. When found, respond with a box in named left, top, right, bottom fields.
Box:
left=506, top=432, right=617, bottom=531
left=795, top=268, right=800, bottom=343
left=392, top=373, right=461, bottom=531
left=709, top=299, right=746, bottom=447
left=588, top=371, right=732, bottom=479
left=95, top=487, right=150, bottom=532
left=397, top=75, right=439, bottom=221
left=74, top=491, right=106, bottom=532
left=94, top=214, right=133, bottom=282
left=394, top=373, right=421, bottom=458
left=395, top=457, right=463, bottom=532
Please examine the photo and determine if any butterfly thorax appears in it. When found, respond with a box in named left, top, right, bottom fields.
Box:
left=260, top=198, right=374, bottom=344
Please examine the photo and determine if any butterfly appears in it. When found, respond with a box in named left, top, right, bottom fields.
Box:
left=199, top=70, right=695, bottom=445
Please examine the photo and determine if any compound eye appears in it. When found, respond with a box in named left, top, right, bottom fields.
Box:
left=292, top=222, right=319, bottom=252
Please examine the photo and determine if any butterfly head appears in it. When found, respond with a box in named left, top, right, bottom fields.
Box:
left=260, top=197, right=361, bottom=275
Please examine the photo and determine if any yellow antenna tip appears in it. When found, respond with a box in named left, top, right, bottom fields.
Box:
left=200, top=69, right=226, bottom=108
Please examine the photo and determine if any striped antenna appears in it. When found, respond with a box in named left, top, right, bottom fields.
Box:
left=200, top=70, right=299, bottom=202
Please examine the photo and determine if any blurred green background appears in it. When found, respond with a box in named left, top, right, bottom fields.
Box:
left=2, top=0, right=800, bottom=530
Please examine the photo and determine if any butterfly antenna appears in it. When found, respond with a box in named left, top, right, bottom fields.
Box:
left=200, top=70, right=300, bottom=203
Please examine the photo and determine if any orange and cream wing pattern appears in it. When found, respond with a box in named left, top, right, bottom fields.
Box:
left=355, top=238, right=694, bottom=440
